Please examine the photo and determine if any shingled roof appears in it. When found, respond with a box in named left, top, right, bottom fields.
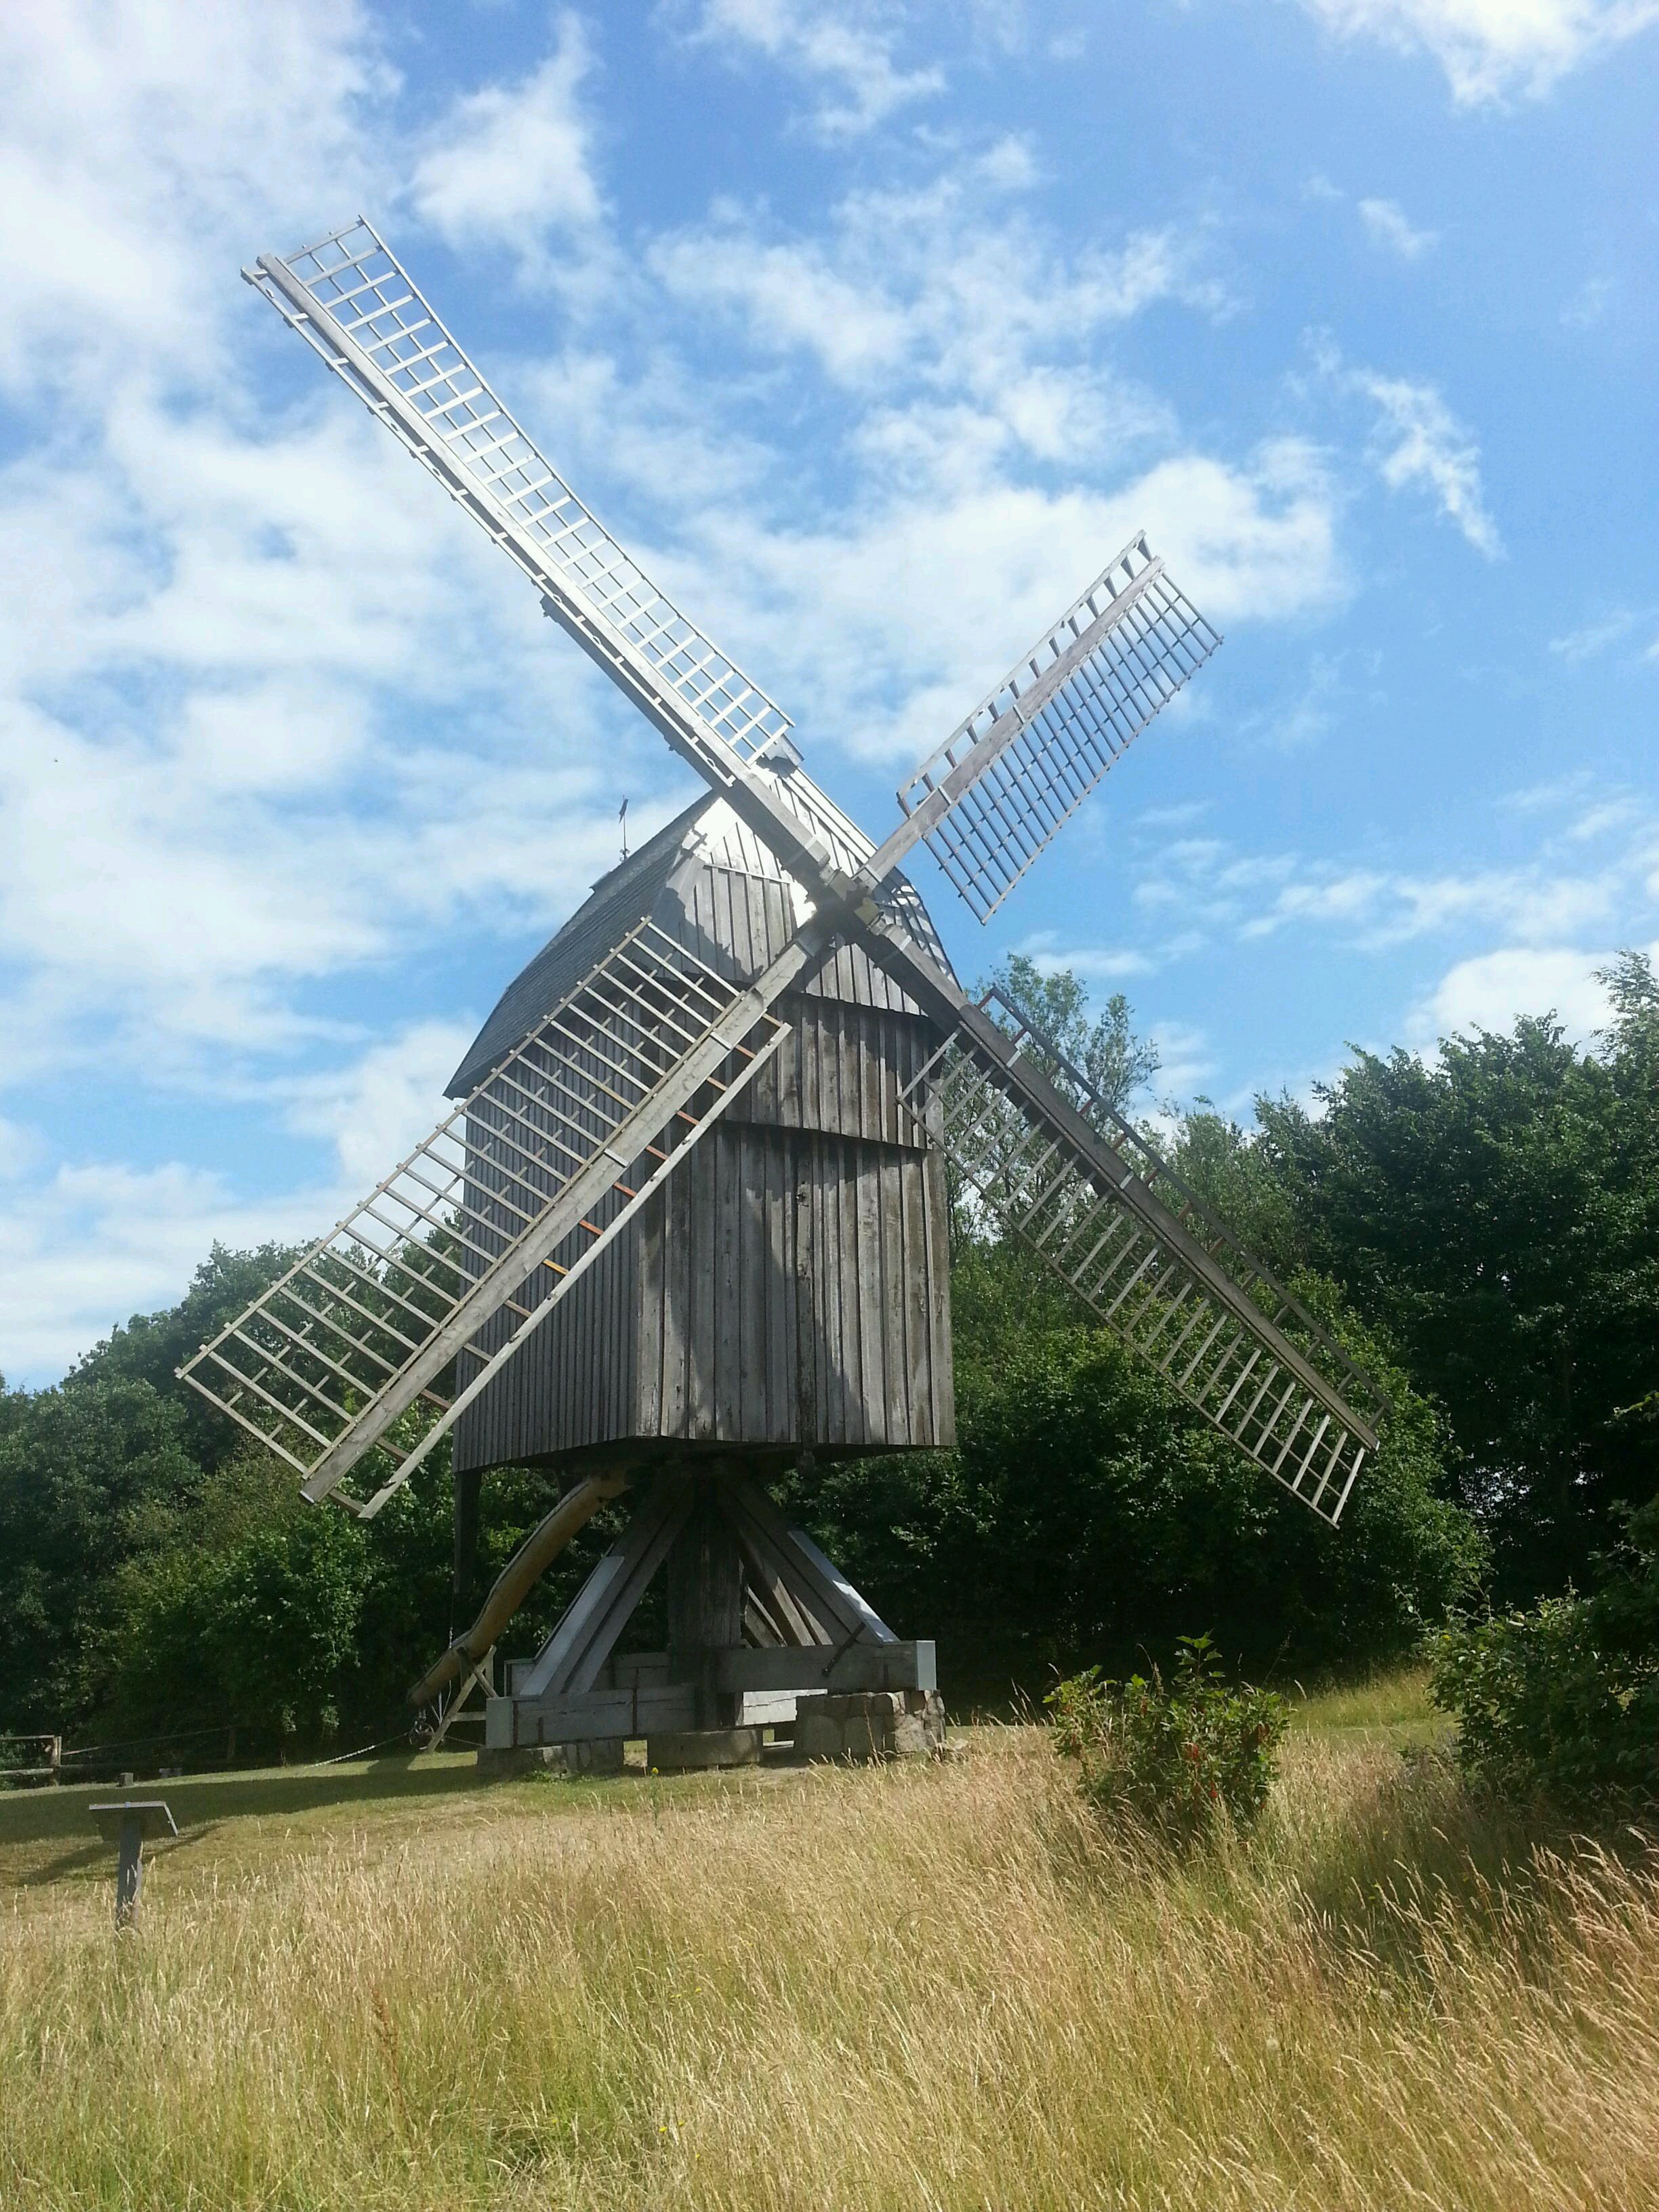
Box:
left=448, top=792, right=954, bottom=1099
left=447, top=798, right=710, bottom=1098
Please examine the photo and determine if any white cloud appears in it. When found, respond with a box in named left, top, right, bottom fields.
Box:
left=0, top=0, right=672, bottom=1115
left=1499, top=771, right=1597, bottom=815
left=1136, top=818, right=1652, bottom=956
left=650, top=156, right=1224, bottom=472
left=0, top=399, right=637, bottom=1080
left=1294, top=0, right=1659, bottom=105
left=1242, top=862, right=1616, bottom=945
left=280, top=1021, right=478, bottom=1191
left=1136, top=801, right=1210, bottom=830
left=1149, top=1020, right=1214, bottom=1097
left=0, top=1158, right=340, bottom=1386
left=0, top=1019, right=524, bottom=1387
left=1357, top=197, right=1437, bottom=258
left=699, top=436, right=1341, bottom=769
left=1568, top=798, right=1644, bottom=840
left=630, top=157, right=1327, bottom=771
left=1412, top=946, right=1614, bottom=1043
left=1562, top=272, right=1616, bottom=327
left=1240, top=653, right=1353, bottom=752
left=1351, top=369, right=1502, bottom=556
left=0, top=0, right=385, bottom=390
left=410, top=10, right=602, bottom=251
left=1549, top=606, right=1652, bottom=663
left=1018, top=937, right=1153, bottom=983
left=690, top=0, right=945, bottom=137
left=0, top=1120, right=47, bottom=1181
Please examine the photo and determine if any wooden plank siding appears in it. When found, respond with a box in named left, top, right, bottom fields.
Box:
left=451, top=814, right=956, bottom=1477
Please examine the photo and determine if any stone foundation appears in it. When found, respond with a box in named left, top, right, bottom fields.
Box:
left=477, top=1738, right=626, bottom=1781
left=794, top=1689, right=946, bottom=1763
left=647, top=1726, right=762, bottom=1772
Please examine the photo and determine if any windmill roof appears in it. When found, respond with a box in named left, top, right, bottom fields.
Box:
left=447, top=797, right=710, bottom=1097
left=447, top=790, right=954, bottom=1099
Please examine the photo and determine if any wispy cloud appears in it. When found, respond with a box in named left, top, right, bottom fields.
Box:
left=1351, top=367, right=1502, bottom=556
left=1549, top=605, right=1653, bottom=663
left=1237, top=653, right=1353, bottom=752
left=1130, top=814, right=1654, bottom=955
left=1561, top=272, right=1616, bottom=327
left=1015, top=933, right=1153, bottom=984
left=1357, top=196, right=1437, bottom=258
left=0, top=1154, right=350, bottom=1385
left=648, top=148, right=1228, bottom=458
left=411, top=9, right=603, bottom=253
left=687, top=0, right=945, bottom=138
left=1294, top=0, right=1659, bottom=106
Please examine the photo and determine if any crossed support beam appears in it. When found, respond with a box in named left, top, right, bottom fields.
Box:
left=479, top=1465, right=935, bottom=1753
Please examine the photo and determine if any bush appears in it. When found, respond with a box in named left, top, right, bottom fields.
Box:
left=787, top=1271, right=1483, bottom=1700
left=1431, top=1496, right=1659, bottom=1814
left=1047, top=1635, right=1287, bottom=1842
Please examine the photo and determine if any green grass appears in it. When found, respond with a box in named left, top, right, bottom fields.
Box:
left=1283, top=1660, right=1445, bottom=1742
left=0, top=1744, right=741, bottom=1900
left=4, top=1675, right=1656, bottom=2211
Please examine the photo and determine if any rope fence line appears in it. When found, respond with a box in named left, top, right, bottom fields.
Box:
left=3, top=1717, right=432, bottom=1784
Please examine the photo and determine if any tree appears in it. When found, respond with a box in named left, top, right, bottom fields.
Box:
left=72, top=1242, right=298, bottom=1472
left=1433, top=1493, right=1659, bottom=1814
left=1254, top=966, right=1659, bottom=1600
left=109, top=1454, right=369, bottom=1756
left=784, top=1247, right=1481, bottom=1700
left=0, top=1374, right=201, bottom=1732
left=985, top=953, right=1160, bottom=1120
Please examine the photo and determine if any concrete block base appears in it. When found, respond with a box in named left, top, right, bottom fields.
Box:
left=795, top=1689, right=946, bottom=1764
left=477, top=1738, right=626, bottom=1782
left=647, top=1727, right=762, bottom=1772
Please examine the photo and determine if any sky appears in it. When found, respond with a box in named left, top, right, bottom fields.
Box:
left=1, top=0, right=1656, bottom=1387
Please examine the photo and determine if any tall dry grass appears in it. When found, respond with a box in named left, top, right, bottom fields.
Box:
left=5, top=1723, right=1659, bottom=2210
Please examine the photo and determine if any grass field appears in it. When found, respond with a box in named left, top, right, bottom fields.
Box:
left=5, top=1670, right=1658, bottom=2210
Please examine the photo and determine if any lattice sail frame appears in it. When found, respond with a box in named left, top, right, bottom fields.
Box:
left=905, top=991, right=1389, bottom=1523
left=203, top=214, right=1393, bottom=1528
left=891, top=536, right=1220, bottom=922
left=245, top=218, right=880, bottom=888
left=249, top=219, right=792, bottom=765
left=179, top=922, right=788, bottom=1516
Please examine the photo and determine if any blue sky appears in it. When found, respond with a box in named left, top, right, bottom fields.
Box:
left=1, top=0, right=1655, bottom=1384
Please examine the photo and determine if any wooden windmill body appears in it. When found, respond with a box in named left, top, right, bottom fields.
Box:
left=441, top=796, right=958, bottom=1762
left=183, top=220, right=1392, bottom=1771
left=449, top=794, right=956, bottom=1480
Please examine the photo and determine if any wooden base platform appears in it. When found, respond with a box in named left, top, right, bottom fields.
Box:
left=483, top=1466, right=939, bottom=1764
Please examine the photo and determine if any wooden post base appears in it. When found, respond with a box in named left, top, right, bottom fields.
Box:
left=487, top=1468, right=941, bottom=1759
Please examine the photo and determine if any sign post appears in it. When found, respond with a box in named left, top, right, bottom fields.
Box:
left=89, top=1800, right=177, bottom=1929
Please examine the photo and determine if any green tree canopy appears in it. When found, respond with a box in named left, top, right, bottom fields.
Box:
left=1249, top=957, right=1659, bottom=1598
left=0, top=1374, right=201, bottom=1731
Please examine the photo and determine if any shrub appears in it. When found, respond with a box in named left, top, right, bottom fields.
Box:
left=787, top=1286, right=1483, bottom=1703
left=1431, top=1496, right=1659, bottom=1814
left=1047, top=1635, right=1286, bottom=1842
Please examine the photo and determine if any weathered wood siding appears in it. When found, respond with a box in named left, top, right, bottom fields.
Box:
left=451, top=820, right=955, bottom=1476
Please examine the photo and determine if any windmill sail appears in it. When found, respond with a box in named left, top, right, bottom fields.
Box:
left=180, top=921, right=794, bottom=1515
left=245, top=219, right=874, bottom=883
left=247, top=220, right=954, bottom=914
left=879, top=537, right=1219, bottom=921
left=226, top=217, right=1391, bottom=1530
left=248, top=220, right=792, bottom=773
left=903, top=991, right=1389, bottom=1522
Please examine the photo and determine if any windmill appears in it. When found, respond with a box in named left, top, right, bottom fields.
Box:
left=180, top=220, right=1389, bottom=1771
